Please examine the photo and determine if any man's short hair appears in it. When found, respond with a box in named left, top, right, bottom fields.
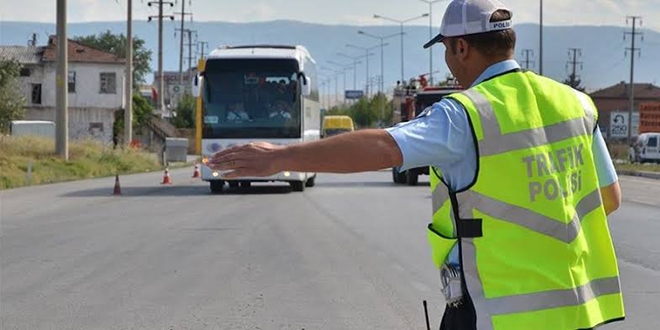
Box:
left=448, top=10, right=516, bottom=58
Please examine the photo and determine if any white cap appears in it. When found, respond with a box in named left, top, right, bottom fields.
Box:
left=423, top=0, right=513, bottom=49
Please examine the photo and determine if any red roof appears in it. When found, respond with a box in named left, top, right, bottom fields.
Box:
left=590, top=81, right=660, bottom=100
left=41, top=35, right=125, bottom=64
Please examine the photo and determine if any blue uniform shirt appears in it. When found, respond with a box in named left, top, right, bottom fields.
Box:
left=386, top=60, right=618, bottom=266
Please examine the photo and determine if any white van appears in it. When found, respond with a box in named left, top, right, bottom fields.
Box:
left=630, top=132, right=660, bottom=163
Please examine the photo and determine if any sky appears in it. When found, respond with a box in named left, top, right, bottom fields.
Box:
left=1, top=0, right=659, bottom=31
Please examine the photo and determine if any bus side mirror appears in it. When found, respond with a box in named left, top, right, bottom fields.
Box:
left=301, top=75, right=312, bottom=97
left=191, top=74, right=203, bottom=98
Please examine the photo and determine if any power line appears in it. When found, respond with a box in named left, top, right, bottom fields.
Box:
left=174, top=0, right=193, bottom=84
left=147, top=0, right=175, bottom=113
left=566, top=48, right=582, bottom=88
left=624, top=15, right=643, bottom=144
left=521, top=49, right=535, bottom=70
left=197, top=41, right=209, bottom=59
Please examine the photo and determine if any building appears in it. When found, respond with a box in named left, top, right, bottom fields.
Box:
left=0, top=36, right=126, bottom=144
left=589, top=82, right=660, bottom=140
left=152, top=69, right=197, bottom=116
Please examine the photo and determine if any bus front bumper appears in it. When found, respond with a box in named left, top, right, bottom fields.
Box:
left=200, top=165, right=307, bottom=182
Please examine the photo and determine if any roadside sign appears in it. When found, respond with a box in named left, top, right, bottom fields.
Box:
left=345, top=90, right=365, bottom=100
left=609, top=111, right=639, bottom=138
left=640, top=102, right=660, bottom=134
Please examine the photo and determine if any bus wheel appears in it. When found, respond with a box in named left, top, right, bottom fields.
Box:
left=290, top=181, right=305, bottom=192
left=210, top=181, right=224, bottom=194
left=240, top=181, right=251, bottom=188
left=228, top=181, right=239, bottom=189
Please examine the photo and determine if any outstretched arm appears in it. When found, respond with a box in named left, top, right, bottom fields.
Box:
left=209, top=129, right=403, bottom=179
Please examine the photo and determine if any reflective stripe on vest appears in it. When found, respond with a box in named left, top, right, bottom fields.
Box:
left=427, top=71, right=624, bottom=329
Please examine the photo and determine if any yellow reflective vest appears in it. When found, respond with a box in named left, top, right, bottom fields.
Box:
left=427, top=69, right=625, bottom=329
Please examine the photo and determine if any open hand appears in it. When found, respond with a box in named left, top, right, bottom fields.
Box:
left=208, top=142, right=285, bottom=179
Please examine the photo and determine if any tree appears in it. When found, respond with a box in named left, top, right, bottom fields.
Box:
left=563, top=74, right=586, bottom=92
left=170, top=94, right=196, bottom=129
left=113, top=94, right=155, bottom=143
left=0, top=59, right=26, bottom=134
left=74, top=30, right=152, bottom=88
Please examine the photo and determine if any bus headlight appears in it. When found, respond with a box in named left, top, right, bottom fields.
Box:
left=283, top=171, right=291, bottom=177
left=212, top=171, right=219, bottom=177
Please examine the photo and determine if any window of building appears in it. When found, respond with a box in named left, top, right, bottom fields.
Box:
left=100, top=72, right=116, bottom=94
left=68, top=71, right=76, bottom=93
left=31, top=83, right=42, bottom=104
left=20, top=67, right=31, bottom=76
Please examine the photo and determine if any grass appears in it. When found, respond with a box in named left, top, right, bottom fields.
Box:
left=615, top=163, right=660, bottom=173
left=0, top=135, right=181, bottom=190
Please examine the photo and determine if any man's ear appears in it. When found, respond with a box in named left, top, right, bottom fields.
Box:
left=456, top=38, right=469, bottom=60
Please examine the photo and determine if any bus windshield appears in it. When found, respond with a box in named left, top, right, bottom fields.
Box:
left=202, top=58, right=301, bottom=139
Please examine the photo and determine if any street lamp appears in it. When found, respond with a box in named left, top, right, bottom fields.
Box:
left=357, top=30, right=399, bottom=95
left=320, top=67, right=343, bottom=107
left=327, top=60, right=354, bottom=103
left=346, top=43, right=383, bottom=97
left=337, top=52, right=365, bottom=90
left=418, top=0, right=445, bottom=85
left=374, top=13, right=429, bottom=85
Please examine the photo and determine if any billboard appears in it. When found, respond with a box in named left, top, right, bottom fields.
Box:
left=609, top=111, right=639, bottom=138
left=640, top=102, right=660, bottom=134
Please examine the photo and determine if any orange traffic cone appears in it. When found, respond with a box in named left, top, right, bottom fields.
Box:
left=192, top=163, right=200, bottom=178
left=113, top=174, right=122, bottom=195
left=161, top=167, right=172, bottom=185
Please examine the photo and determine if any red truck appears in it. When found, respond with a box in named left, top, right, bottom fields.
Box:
left=391, top=79, right=464, bottom=185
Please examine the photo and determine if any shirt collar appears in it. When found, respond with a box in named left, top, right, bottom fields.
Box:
left=470, top=59, right=521, bottom=88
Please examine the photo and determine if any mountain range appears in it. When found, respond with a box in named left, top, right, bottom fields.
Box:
left=1, top=20, right=659, bottom=92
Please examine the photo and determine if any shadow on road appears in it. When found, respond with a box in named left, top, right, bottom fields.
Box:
left=61, top=184, right=293, bottom=197
left=315, top=181, right=431, bottom=188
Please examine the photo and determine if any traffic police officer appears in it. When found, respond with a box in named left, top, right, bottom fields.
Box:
left=210, top=0, right=625, bottom=328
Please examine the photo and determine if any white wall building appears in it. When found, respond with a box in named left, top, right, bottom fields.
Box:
left=1, top=36, right=126, bottom=144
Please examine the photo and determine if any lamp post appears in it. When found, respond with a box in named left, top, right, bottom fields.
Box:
left=328, top=60, right=354, bottom=103
left=418, top=0, right=444, bottom=85
left=539, top=0, right=543, bottom=75
left=346, top=43, right=382, bottom=97
left=321, top=67, right=343, bottom=107
left=337, top=52, right=365, bottom=90
left=373, top=13, right=429, bottom=85
left=357, top=30, right=399, bottom=95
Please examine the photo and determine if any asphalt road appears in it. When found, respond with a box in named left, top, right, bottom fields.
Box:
left=1, top=169, right=658, bottom=330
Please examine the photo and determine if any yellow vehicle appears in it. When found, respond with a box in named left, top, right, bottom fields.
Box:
left=321, top=115, right=355, bottom=138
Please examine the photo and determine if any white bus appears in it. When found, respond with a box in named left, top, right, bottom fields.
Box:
left=191, top=45, right=321, bottom=193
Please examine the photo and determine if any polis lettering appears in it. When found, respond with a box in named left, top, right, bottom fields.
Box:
left=524, top=144, right=585, bottom=202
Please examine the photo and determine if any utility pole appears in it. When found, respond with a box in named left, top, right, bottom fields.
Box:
left=187, top=30, right=197, bottom=74
left=539, top=0, right=543, bottom=75
left=624, top=16, right=643, bottom=145
left=521, top=49, right=534, bottom=70
left=125, top=0, right=133, bottom=147
left=175, top=0, right=193, bottom=84
left=148, top=0, right=174, bottom=116
left=197, top=41, right=209, bottom=59
left=566, top=48, right=582, bottom=88
left=56, top=0, right=68, bottom=159
left=419, top=0, right=443, bottom=85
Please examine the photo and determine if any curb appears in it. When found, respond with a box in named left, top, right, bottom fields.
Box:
left=616, top=170, right=660, bottom=180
